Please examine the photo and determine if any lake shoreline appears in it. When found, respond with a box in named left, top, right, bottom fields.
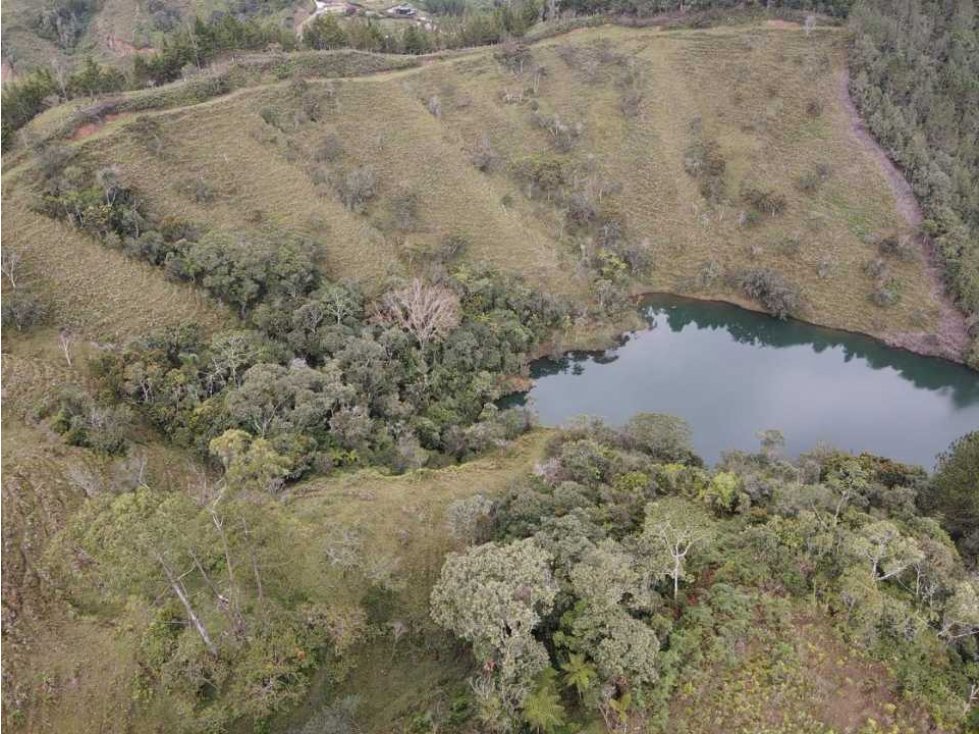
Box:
left=509, top=294, right=979, bottom=467
left=507, top=289, right=975, bottom=401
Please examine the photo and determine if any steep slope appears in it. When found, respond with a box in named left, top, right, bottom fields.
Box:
left=10, top=23, right=951, bottom=352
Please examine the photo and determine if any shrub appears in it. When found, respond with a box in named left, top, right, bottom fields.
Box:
left=470, top=134, right=499, bottom=172
left=337, top=166, right=378, bottom=212
left=47, top=387, right=133, bottom=455
left=741, top=185, right=788, bottom=217
left=446, top=494, right=496, bottom=544
left=178, top=176, right=215, bottom=203
left=735, top=268, right=802, bottom=319
left=683, top=139, right=727, bottom=203
left=876, top=233, right=918, bottom=262
left=531, top=112, right=583, bottom=153
left=863, top=257, right=888, bottom=280
left=774, top=235, right=803, bottom=256
left=1, top=292, right=48, bottom=331
left=870, top=277, right=902, bottom=308
left=384, top=188, right=421, bottom=232
left=796, top=164, right=831, bottom=194
left=315, top=133, right=345, bottom=163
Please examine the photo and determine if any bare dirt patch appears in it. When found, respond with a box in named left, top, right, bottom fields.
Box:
left=69, top=112, right=127, bottom=141
left=839, top=68, right=970, bottom=362
left=104, top=34, right=153, bottom=57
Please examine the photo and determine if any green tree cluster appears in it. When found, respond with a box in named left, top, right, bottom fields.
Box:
left=432, top=416, right=979, bottom=732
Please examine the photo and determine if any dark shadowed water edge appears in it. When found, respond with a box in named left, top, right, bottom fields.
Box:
left=506, top=295, right=979, bottom=468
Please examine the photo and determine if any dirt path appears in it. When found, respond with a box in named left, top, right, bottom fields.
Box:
left=839, top=69, right=922, bottom=227
left=839, top=68, right=970, bottom=362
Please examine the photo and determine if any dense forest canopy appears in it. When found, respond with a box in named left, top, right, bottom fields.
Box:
left=849, top=0, right=979, bottom=362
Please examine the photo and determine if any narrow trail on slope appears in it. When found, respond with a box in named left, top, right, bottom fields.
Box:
left=838, top=68, right=970, bottom=362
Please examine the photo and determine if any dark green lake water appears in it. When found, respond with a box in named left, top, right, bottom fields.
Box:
left=512, top=295, right=979, bottom=468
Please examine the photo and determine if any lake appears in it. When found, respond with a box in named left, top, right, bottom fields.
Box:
left=510, top=295, right=979, bottom=468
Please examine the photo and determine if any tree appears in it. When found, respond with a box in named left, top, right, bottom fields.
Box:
left=205, top=330, right=266, bottom=390
left=58, top=328, right=75, bottom=367
left=756, top=428, right=785, bottom=459
left=303, top=14, right=348, bottom=50
left=940, top=580, right=979, bottom=642
left=641, top=497, right=713, bottom=599
left=522, top=669, right=566, bottom=733
left=1, top=246, right=22, bottom=288
left=561, top=653, right=597, bottom=699
left=432, top=539, right=557, bottom=729
left=848, top=520, right=924, bottom=584
left=622, top=413, right=696, bottom=463
left=70, top=488, right=220, bottom=655
left=376, top=279, right=461, bottom=345
left=210, top=429, right=293, bottom=495
left=921, top=432, right=979, bottom=553
left=431, top=538, right=557, bottom=660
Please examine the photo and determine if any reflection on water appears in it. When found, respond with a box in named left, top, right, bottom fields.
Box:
left=514, top=295, right=979, bottom=467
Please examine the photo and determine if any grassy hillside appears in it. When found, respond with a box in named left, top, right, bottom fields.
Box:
left=2, top=17, right=975, bottom=734
left=5, top=22, right=951, bottom=351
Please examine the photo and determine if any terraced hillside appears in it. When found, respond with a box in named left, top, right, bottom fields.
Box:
left=4, top=21, right=957, bottom=355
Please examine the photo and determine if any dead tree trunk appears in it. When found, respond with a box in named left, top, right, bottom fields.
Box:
left=160, top=558, right=218, bottom=656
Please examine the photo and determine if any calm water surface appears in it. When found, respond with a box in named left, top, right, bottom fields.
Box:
left=513, top=296, right=979, bottom=467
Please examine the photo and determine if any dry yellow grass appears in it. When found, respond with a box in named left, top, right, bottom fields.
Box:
left=0, top=184, right=231, bottom=342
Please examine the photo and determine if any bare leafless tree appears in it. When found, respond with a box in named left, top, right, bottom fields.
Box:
left=58, top=329, right=76, bottom=367
left=1, top=247, right=22, bottom=289
left=376, top=279, right=461, bottom=345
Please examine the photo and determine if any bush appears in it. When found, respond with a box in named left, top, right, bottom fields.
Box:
left=684, top=139, right=727, bottom=203
left=876, top=233, right=917, bottom=262
left=1, top=292, right=48, bottom=331
left=337, top=166, right=378, bottom=211
left=47, top=387, right=134, bottom=455
left=870, top=277, right=902, bottom=308
left=741, top=185, right=787, bottom=217
left=735, top=268, right=802, bottom=319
